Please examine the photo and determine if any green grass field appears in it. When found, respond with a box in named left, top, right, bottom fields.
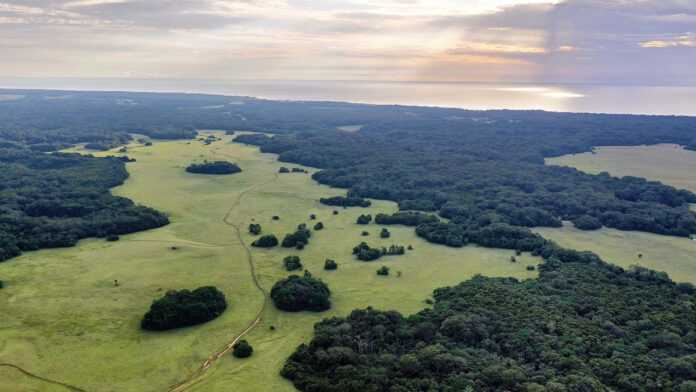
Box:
left=543, top=144, right=696, bottom=283
left=0, top=131, right=537, bottom=392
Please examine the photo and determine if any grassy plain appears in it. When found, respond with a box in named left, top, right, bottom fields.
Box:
left=0, top=131, right=537, bottom=392
left=543, top=144, right=696, bottom=283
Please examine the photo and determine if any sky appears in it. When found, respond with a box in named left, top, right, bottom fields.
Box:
left=0, top=0, right=695, bottom=84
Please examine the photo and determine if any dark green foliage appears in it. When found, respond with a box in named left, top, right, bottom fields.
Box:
left=141, top=286, right=227, bottom=331
left=526, top=265, right=536, bottom=271
left=284, top=256, right=303, bottom=271
left=251, top=234, right=278, bottom=248
left=324, top=259, right=338, bottom=271
left=270, top=271, right=331, bottom=312
left=320, top=196, right=371, bottom=208
left=309, top=214, right=316, bottom=220
left=361, top=231, right=370, bottom=237
left=313, top=222, right=324, bottom=230
left=232, top=340, right=253, bottom=358
left=380, top=228, right=391, bottom=238
left=356, top=214, right=372, bottom=225
left=352, top=242, right=405, bottom=261
left=292, top=168, right=307, bottom=173
left=84, top=142, right=112, bottom=151
left=573, top=215, right=603, bottom=230
left=249, top=223, right=262, bottom=235
left=282, top=261, right=696, bottom=391
left=375, top=212, right=439, bottom=226
left=333, top=210, right=339, bottom=215
left=376, top=266, right=390, bottom=276
left=279, top=167, right=290, bottom=173
left=0, top=280, right=4, bottom=289
left=185, top=161, right=241, bottom=175
left=282, top=224, right=312, bottom=248
left=106, top=235, right=120, bottom=242
left=273, top=216, right=280, bottom=220
left=0, top=149, right=169, bottom=262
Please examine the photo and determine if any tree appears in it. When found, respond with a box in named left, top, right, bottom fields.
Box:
left=232, top=340, right=254, bottom=358
left=252, top=234, right=278, bottom=248
left=377, top=266, right=390, bottom=276
left=270, top=272, right=331, bottom=312
left=380, top=228, right=391, bottom=238
left=249, top=223, right=262, bottom=235
left=141, top=286, right=227, bottom=331
left=324, top=259, right=338, bottom=270
left=313, top=222, right=324, bottom=230
left=279, top=167, right=290, bottom=173
left=357, top=214, right=372, bottom=225
left=284, top=256, right=303, bottom=271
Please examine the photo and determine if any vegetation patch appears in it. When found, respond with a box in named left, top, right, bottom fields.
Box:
left=141, top=286, right=227, bottom=331
left=352, top=242, right=405, bottom=261
left=232, top=340, right=254, bottom=359
left=320, top=196, right=371, bottom=208
left=281, top=224, right=312, bottom=249
left=270, top=272, right=331, bottom=312
left=186, top=161, right=241, bottom=175
left=252, top=234, right=279, bottom=248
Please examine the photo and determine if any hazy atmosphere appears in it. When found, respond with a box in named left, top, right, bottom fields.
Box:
left=2, top=0, right=695, bottom=83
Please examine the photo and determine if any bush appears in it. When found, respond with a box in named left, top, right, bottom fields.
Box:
left=377, top=266, right=390, bottom=276
left=284, top=256, right=303, bottom=271
left=313, top=222, right=324, bottom=230
left=272, top=216, right=280, bottom=220
left=249, top=223, right=262, bottom=235
left=232, top=340, right=254, bottom=358
left=324, top=259, right=338, bottom=270
left=271, top=271, right=331, bottom=312
left=252, top=235, right=278, bottom=248
left=185, top=161, right=241, bottom=175
left=357, top=214, right=372, bottom=225
left=279, top=167, right=290, bottom=173
left=141, top=286, right=227, bottom=331
left=380, top=228, right=391, bottom=238
left=361, top=231, right=370, bottom=236
left=309, top=214, right=316, bottom=220
left=527, top=265, right=536, bottom=271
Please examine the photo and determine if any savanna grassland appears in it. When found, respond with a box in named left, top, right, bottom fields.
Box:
left=0, top=131, right=537, bottom=392
left=541, top=144, right=696, bottom=282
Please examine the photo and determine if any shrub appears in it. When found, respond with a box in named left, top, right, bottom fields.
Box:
left=380, top=228, right=391, bottom=238
left=252, top=234, right=278, bottom=248
left=279, top=167, right=290, bottom=173
left=232, top=340, right=253, bottom=358
left=284, top=256, right=303, bottom=271
left=272, top=216, right=280, bottom=220
left=310, top=214, right=316, bottom=220
left=324, top=259, right=338, bottom=270
left=361, top=231, right=370, bottom=236
left=377, top=266, right=390, bottom=276
left=357, top=214, right=372, bottom=225
left=527, top=265, right=536, bottom=271
left=141, top=286, right=227, bottom=331
left=271, top=271, right=331, bottom=312
left=313, top=222, right=324, bottom=230
left=249, top=223, right=262, bottom=235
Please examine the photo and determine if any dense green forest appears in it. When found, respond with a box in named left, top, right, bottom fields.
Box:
left=282, top=259, right=696, bottom=392
left=0, top=148, right=168, bottom=262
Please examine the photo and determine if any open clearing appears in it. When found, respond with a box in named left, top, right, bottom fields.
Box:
left=0, top=131, right=537, bottom=392
left=543, top=144, right=696, bottom=283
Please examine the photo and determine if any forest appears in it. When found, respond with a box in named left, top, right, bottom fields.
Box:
left=0, top=148, right=169, bottom=262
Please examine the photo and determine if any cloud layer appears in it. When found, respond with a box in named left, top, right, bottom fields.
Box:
left=0, top=0, right=694, bottom=83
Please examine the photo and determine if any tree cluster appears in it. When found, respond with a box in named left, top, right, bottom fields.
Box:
left=141, top=286, right=227, bottom=331
left=185, top=161, right=241, bottom=175
left=352, top=242, right=405, bottom=261
left=252, top=234, right=278, bottom=248
left=319, top=196, right=371, bottom=208
left=284, top=255, right=303, bottom=271
left=270, top=271, right=331, bottom=312
left=282, top=224, right=312, bottom=249
left=356, top=214, right=372, bottom=225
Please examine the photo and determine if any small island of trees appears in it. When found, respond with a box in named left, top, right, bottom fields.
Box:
left=320, top=196, right=371, bottom=208
left=185, top=161, right=241, bottom=175
left=270, top=271, right=331, bottom=312
left=141, top=286, right=227, bottom=331
left=352, top=242, right=406, bottom=261
left=283, top=255, right=303, bottom=271
left=252, top=234, right=278, bottom=248
left=282, top=224, right=312, bottom=249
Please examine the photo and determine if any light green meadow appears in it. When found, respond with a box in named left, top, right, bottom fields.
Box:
left=0, top=131, right=537, bottom=392
left=542, top=144, right=696, bottom=283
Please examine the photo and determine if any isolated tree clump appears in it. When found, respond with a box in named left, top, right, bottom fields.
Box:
left=185, top=161, right=241, bottom=175
left=324, top=259, right=338, bottom=270
left=357, top=214, right=373, bottom=225
left=249, top=223, right=262, bottom=235
left=353, top=242, right=405, bottom=261
left=141, top=286, right=227, bottom=331
left=284, top=255, right=303, bottom=271
left=380, top=228, right=391, bottom=238
left=313, top=222, right=324, bottom=231
left=282, top=224, right=312, bottom=248
left=252, top=234, right=278, bottom=248
left=270, top=271, right=331, bottom=312
left=232, top=340, right=254, bottom=358
left=376, top=266, right=390, bottom=276
left=320, top=196, right=371, bottom=208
